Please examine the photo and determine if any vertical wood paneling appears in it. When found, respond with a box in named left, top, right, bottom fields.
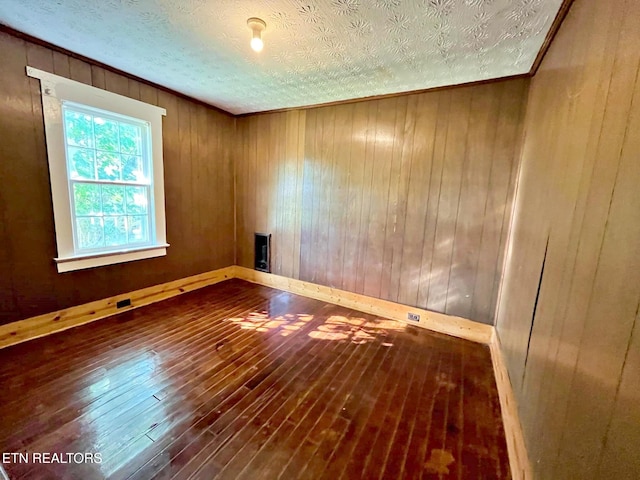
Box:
left=354, top=101, right=378, bottom=295
left=139, top=83, right=158, bottom=106
left=362, top=99, right=396, bottom=299
left=292, top=111, right=305, bottom=280
left=495, top=0, right=640, bottom=478
left=327, top=104, right=353, bottom=289
left=236, top=116, right=249, bottom=268
left=298, top=112, right=312, bottom=280
left=283, top=111, right=299, bottom=277
left=304, top=108, right=323, bottom=284
left=273, top=112, right=285, bottom=275
left=190, top=104, right=201, bottom=260
left=387, top=96, right=415, bottom=303
left=265, top=112, right=278, bottom=269
left=246, top=115, right=258, bottom=268
left=159, top=88, right=180, bottom=274
left=598, top=309, right=640, bottom=479
left=236, top=110, right=307, bottom=279
left=90, top=65, right=105, bottom=89
left=0, top=31, right=235, bottom=324
left=52, top=50, right=70, bottom=77
left=446, top=84, right=501, bottom=319
left=316, top=107, right=337, bottom=288
left=380, top=95, right=408, bottom=301
left=127, top=78, right=141, bottom=100
left=177, top=99, right=193, bottom=269
left=477, top=80, right=527, bottom=322
left=341, top=102, right=367, bottom=294
left=1, top=35, right=58, bottom=318
left=425, top=87, right=472, bottom=314
left=396, top=93, right=439, bottom=307
left=104, top=69, right=129, bottom=97
left=69, top=57, right=92, bottom=84
left=236, top=78, right=528, bottom=324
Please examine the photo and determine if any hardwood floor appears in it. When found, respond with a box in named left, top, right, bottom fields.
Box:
left=0, top=279, right=509, bottom=479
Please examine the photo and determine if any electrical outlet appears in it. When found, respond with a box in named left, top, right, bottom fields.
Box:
left=116, top=298, right=132, bottom=309
left=407, top=312, right=420, bottom=322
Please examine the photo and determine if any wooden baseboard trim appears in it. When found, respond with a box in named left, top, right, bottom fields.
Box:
left=0, top=266, right=235, bottom=350
left=233, top=266, right=492, bottom=344
left=490, top=329, right=532, bottom=480
left=0, top=265, right=493, bottom=349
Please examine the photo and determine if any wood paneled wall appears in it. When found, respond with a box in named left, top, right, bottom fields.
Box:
left=495, top=0, right=640, bottom=478
left=236, top=79, right=529, bottom=324
left=0, top=32, right=235, bottom=325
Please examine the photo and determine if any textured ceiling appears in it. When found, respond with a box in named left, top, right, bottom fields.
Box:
left=0, top=0, right=562, bottom=114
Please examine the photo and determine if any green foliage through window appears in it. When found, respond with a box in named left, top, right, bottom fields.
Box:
left=64, top=104, right=152, bottom=252
left=64, top=107, right=147, bottom=183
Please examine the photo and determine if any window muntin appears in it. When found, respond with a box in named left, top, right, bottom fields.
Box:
left=62, top=103, right=154, bottom=254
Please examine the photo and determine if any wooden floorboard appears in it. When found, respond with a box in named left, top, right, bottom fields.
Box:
left=0, top=279, right=509, bottom=479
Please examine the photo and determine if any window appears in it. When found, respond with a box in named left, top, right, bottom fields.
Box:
left=27, top=67, right=168, bottom=273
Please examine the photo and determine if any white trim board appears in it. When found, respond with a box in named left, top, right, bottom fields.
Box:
left=26, top=66, right=168, bottom=272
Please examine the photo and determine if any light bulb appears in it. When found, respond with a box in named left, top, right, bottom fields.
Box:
left=247, top=17, right=266, bottom=53
left=251, top=36, right=263, bottom=52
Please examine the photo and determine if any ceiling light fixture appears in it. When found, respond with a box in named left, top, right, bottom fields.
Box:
left=247, top=17, right=266, bottom=52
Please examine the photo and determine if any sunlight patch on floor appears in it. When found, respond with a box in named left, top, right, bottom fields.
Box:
left=308, top=315, right=404, bottom=345
left=224, top=311, right=313, bottom=337
left=224, top=311, right=404, bottom=346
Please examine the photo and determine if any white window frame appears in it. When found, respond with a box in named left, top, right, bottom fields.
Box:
left=27, top=67, right=169, bottom=273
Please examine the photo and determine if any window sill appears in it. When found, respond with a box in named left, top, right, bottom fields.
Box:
left=55, top=244, right=169, bottom=273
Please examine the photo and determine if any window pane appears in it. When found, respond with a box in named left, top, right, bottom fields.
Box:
left=73, top=183, right=102, bottom=216
left=102, top=185, right=125, bottom=215
left=119, top=123, right=142, bottom=155
left=127, top=215, right=149, bottom=244
left=94, top=117, right=119, bottom=152
left=126, top=186, right=149, bottom=214
left=64, top=110, right=93, bottom=148
left=76, top=217, right=104, bottom=249
left=97, top=151, right=121, bottom=181
left=68, top=147, right=95, bottom=180
left=122, top=155, right=146, bottom=182
left=104, top=216, right=127, bottom=246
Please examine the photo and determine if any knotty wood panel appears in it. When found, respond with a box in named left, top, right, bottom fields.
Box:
left=495, top=0, right=640, bottom=478
left=0, top=31, right=235, bottom=324
left=0, top=279, right=509, bottom=479
left=236, top=79, right=529, bottom=324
